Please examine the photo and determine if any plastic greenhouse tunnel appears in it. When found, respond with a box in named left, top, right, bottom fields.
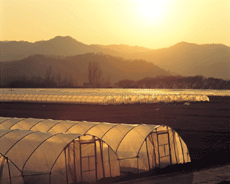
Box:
left=0, top=88, right=210, bottom=105
left=0, top=117, right=191, bottom=175
left=0, top=128, right=120, bottom=184
left=0, top=153, right=24, bottom=184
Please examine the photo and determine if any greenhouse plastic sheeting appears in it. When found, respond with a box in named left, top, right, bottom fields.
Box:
left=0, top=153, right=24, bottom=184
left=0, top=88, right=210, bottom=105
left=0, top=117, right=191, bottom=174
left=0, top=129, right=120, bottom=184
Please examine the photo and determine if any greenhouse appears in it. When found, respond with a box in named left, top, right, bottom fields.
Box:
left=0, top=129, right=120, bottom=184
left=0, top=88, right=210, bottom=105
left=0, top=153, right=24, bottom=184
left=0, top=117, right=191, bottom=174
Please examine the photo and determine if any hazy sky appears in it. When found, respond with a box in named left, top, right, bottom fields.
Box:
left=1, top=0, right=230, bottom=49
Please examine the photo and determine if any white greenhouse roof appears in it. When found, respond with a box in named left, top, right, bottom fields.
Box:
left=0, top=117, right=157, bottom=157
left=0, top=129, right=77, bottom=171
left=0, top=88, right=213, bottom=105
left=0, top=117, right=191, bottom=174
left=0, top=128, right=120, bottom=184
left=0, top=152, right=24, bottom=184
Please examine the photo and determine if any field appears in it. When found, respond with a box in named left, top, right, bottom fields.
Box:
left=0, top=95, right=230, bottom=182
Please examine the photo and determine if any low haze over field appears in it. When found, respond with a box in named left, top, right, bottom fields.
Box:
left=1, top=0, right=230, bottom=49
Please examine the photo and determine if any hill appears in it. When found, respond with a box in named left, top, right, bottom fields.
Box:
left=0, top=36, right=103, bottom=61
left=146, top=42, right=230, bottom=80
left=99, top=42, right=230, bottom=80
left=0, top=53, right=170, bottom=86
left=1, top=36, right=229, bottom=79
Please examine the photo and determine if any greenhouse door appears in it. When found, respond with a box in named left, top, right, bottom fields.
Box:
left=157, top=132, right=172, bottom=168
left=65, top=139, right=98, bottom=184
left=80, top=141, right=97, bottom=183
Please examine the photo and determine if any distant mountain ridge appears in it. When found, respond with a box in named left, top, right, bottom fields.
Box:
left=0, top=36, right=230, bottom=79
left=0, top=53, right=171, bottom=86
left=0, top=36, right=103, bottom=61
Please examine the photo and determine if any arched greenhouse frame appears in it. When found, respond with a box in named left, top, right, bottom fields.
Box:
left=0, top=128, right=120, bottom=184
left=0, top=117, right=191, bottom=174
left=0, top=152, right=24, bottom=184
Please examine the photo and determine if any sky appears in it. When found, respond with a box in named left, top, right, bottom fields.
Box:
left=1, top=0, right=230, bottom=49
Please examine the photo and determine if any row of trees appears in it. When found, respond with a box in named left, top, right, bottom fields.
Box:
left=4, top=67, right=76, bottom=88
left=115, top=76, right=230, bottom=89
left=1, top=62, right=229, bottom=89
left=1, top=62, right=111, bottom=88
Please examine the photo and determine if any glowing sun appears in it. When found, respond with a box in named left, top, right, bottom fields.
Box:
left=134, top=0, right=168, bottom=22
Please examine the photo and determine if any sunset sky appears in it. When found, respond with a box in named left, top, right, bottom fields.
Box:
left=1, top=0, right=230, bottom=49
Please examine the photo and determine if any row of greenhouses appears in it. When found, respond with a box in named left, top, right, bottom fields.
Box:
left=0, top=88, right=229, bottom=96
left=0, top=93, right=209, bottom=104
left=0, top=117, right=191, bottom=184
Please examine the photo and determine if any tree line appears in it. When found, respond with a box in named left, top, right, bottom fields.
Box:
left=0, top=66, right=76, bottom=88
left=0, top=62, right=111, bottom=88
left=1, top=63, right=230, bottom=89
left=115, top=75, right=230, bottom=89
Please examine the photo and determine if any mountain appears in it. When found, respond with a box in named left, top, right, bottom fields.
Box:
left=0, top=53, right=171, bottom=86
left=0, top=36, right=103, bottom=61
left=0, top=36, right=152, bottom=61
left=1, top=36, right=230, bottom=79
left=146, top=42, right=230, bottom=79
left=99, top=42, right=230, bottom=80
